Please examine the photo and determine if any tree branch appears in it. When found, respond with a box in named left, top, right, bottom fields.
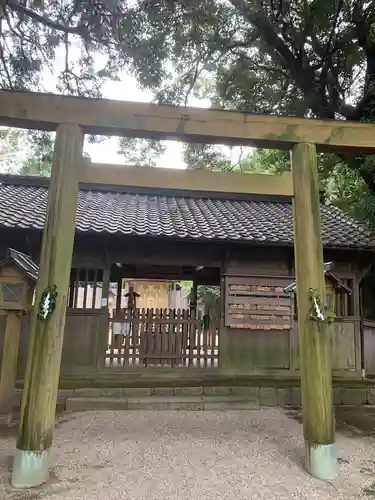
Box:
left=0, top=38, right=13, bottom=89
left=6, top=0, right=87, bottom=37
left=229, top=0, right=358, bottom=119
left=229, top=0, right=298, bottom=72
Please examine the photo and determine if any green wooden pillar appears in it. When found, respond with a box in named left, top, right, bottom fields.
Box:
left=0, top=312, right=21, bottom=425
left=12, top=123, right=84, bottom=488
left=291, top=143, right=336, bottom=480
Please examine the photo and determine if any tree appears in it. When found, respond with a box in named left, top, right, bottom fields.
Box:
left=0, top=128, right=29, bottom=173
left=0, top=0, right=126, bottom=95
left=179, top=281, right=221, bottom=319
left=2, top=0, right=375, bottom=220
left=2, top=1, right=375, bottom=184
left=0, top=128, right=54, bottom=176
left=115, top=0, right=375, bottom=192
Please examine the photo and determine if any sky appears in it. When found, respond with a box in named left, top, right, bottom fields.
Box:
left=45, top=42, right=249, bottom=170
left=0, top=36, right=250, bottom=171
left=82, top=75, right=187, bottom=168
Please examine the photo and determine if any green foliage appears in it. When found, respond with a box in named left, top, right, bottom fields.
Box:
left=1, top=0, right=375, bottom=187
left=243, top=148, right=375, bottom=228
left=19, top=131, right=55, bottom=176
left=0, top=128, right=29, bottom=173
left=0, top=128, right=54, bottom=176
left=197, top=285, right=221, bottom=319
left=178, top=280, right=221, bottom=318
left=0, top=0, right=126, bottom=96
left=118, top=138, right=166, bottom=167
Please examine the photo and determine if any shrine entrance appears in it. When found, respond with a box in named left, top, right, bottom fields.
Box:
left=105, top=264, right=220, bottom=368
left=2, top=89, right=375, bottom=486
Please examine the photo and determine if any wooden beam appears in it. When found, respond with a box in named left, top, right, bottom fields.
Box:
left=0, top=312, right=21, bottom=425
left=1, top=90, right=375, bottom=153
left=12, top=123, right=84, bottom=488
left=291, top=143, right=336, bottom=480
left=80, top=162, right=294, bottom=196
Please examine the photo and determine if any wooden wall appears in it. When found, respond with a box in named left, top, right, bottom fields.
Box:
left=363, top=320, right=375, bottom=376
left=0, top=309, right=108, bottom=377
left=220, top=247, right=362, bottom=377
left=0, top=229, right=367, bottom=379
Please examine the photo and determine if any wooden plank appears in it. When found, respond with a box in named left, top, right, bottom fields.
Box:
left=181, top=309, right=189, bottom=367
left=226, top=296, right=291, bottom=306
left=123, top=321, right=130, bottom=368
left=185, top=309, right=192, bottom=368
left=115, top=280, right=122, bottom=313
left=292, top=142, right=335, bottom=480
left=83, top=269, right=88, bottom=309
left=91, top=269, right=98, bottom=309
left=14, top=123, right=84, bottom=488
left=227, top=291, right=289, bottom=297
left=214, top=323, right=219, bottom=367
left=202, top=319, right=208, bottom=369
left=196, top=310, right=202, bottom=367
left=81, top=162, right=293, bottom=196
left=132, top=309, right=140, bottom=367
left=73, top=268, right=79, bottom=308
left=61, top=310, right=104, bottom=371
left=0, top=312, right=21, bottom=423
left=1, top=90, right=375, bottom=153
left=229, top=323, right=291, bottom=330
left=228, top=316, right=291, bottom=325
left=364, top=322, right=375, bottom=376
left=161, top=308, right=168, bottom=366
left=170, top=309, right=175, bottom=368
left=225, top=276, right=292, bottom=287
left=330, top=321, right=356, bottom=371
left=227, top=307, right=292, bottom=317
left=155, top=308, right=162, bottom=366
left=68, top=279, right=75, bottom=308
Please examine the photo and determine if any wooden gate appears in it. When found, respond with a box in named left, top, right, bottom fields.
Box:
left=107, top=308, right=219, bottom=368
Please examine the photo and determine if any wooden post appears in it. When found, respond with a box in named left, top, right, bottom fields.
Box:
left=0, top=312, right=21, bottom=425
left=99, top=265, right=110, bottom=353
left=291, top=143, right=336, bottom=480
left=351, top=269, right=364, bottom=378
left=12, top=123, right=83, bottom=488
left=115, top=279, right=122, bottom=313
left=190, top=281, right=197, bottom=314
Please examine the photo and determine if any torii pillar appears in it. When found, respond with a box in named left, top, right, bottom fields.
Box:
left=292, top=143, right=336, bottom=480
left=12, top=123, right=83, bottom=488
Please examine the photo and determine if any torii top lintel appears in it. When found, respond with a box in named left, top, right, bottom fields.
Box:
left=0, top=90, right=375, bottom=154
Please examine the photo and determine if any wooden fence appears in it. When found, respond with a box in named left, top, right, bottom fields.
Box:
left=106, top=308, right=219, bottom=368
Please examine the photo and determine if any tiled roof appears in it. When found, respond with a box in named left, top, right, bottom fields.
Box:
left=0, top=248, right=39, bottom=280
left=0, top=177, right=374, bottom=249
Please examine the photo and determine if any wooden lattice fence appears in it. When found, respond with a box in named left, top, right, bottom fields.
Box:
left=107, top=308, right=219, bottom=368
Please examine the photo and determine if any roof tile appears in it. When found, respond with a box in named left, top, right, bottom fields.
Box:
left=0, top=180, right=374, bottom=249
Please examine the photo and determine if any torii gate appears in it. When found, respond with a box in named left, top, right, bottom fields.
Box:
left=1, top=90, right=374, bottom=488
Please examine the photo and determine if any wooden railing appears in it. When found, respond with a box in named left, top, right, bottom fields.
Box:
left=106, top=308, right=219, bottom=369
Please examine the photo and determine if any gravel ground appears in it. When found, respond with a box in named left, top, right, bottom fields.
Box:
left=1, top=408, right=375, bottom=500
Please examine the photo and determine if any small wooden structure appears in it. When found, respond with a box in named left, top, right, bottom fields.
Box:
left=284, top=262, right=353, bottom=318
left=0, top=249, right=37, bottom=424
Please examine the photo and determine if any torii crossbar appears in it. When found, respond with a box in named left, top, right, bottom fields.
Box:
left=0, top=90, right=375, bottom=153
left=1, top=90, right=372, bottom=488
